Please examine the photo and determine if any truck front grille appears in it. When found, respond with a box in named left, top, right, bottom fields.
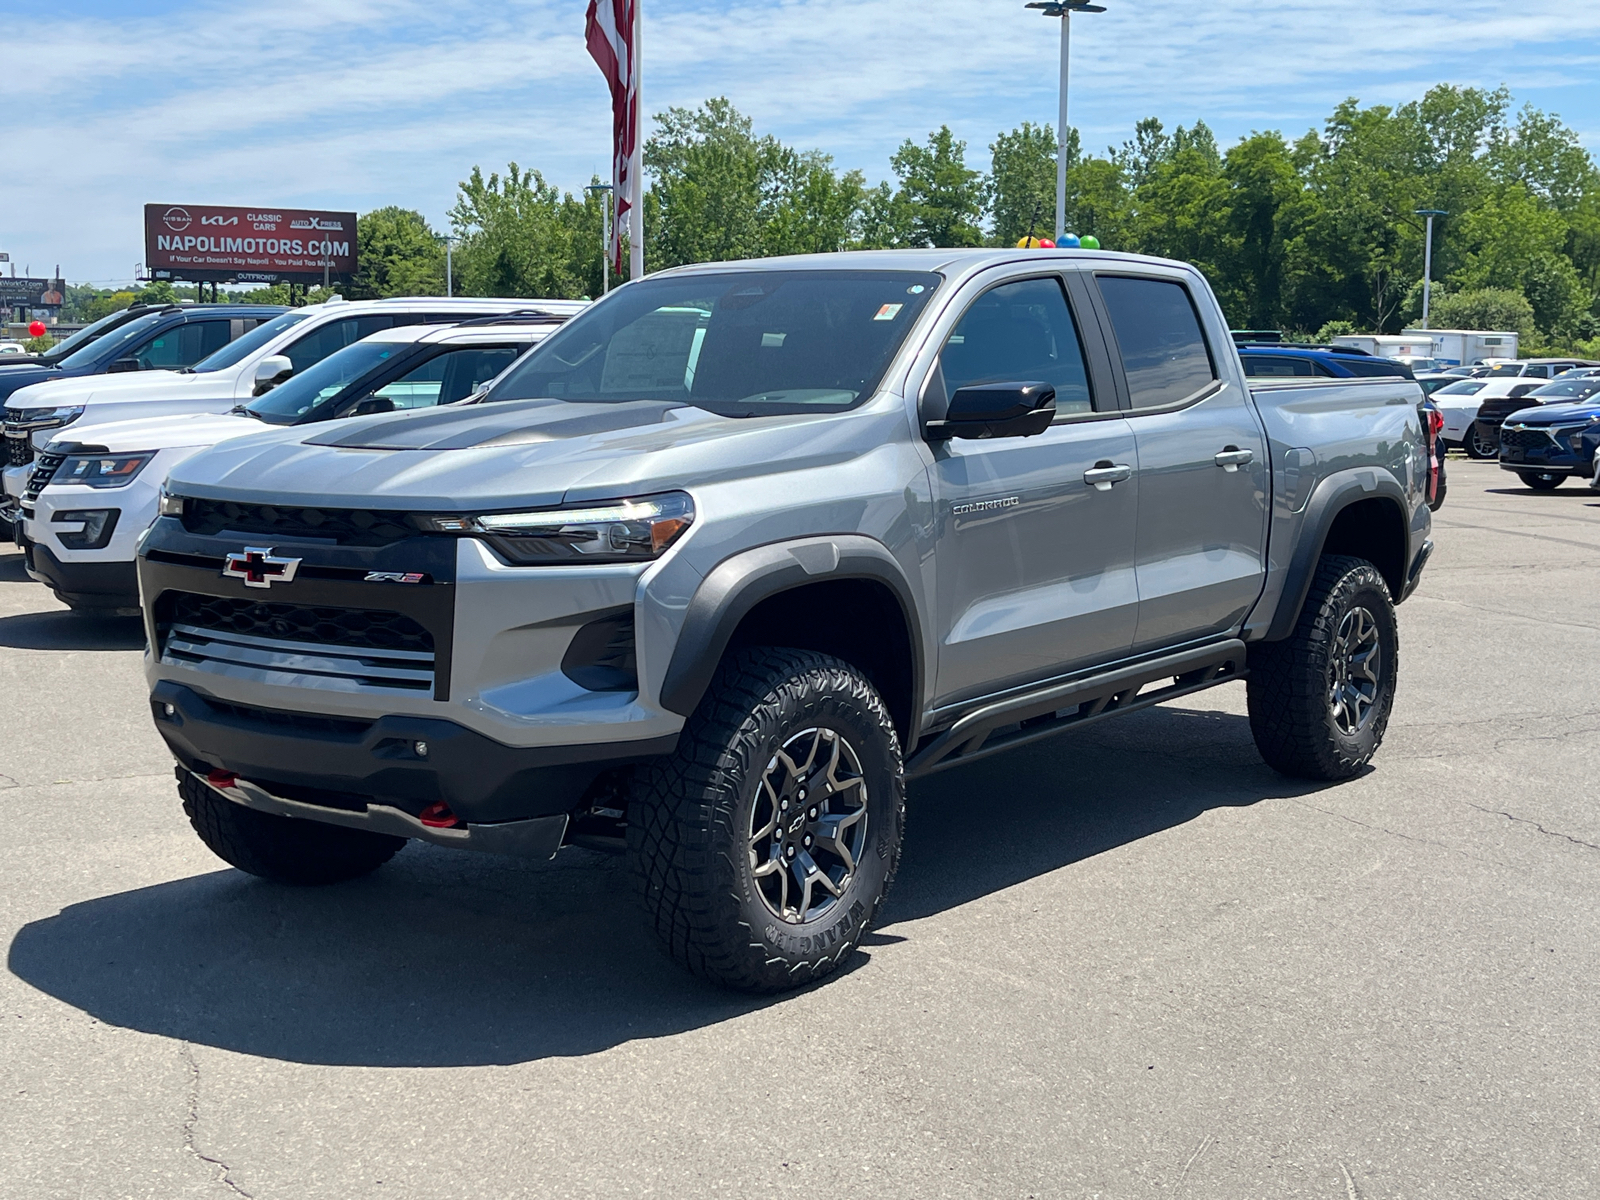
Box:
left=157, top=593, right=435, bottom=692
left=179, top=499, right=422, bottom=547
left=5, top=434, right=35, bottom=468
left=23, top=449, right=68, bottom=502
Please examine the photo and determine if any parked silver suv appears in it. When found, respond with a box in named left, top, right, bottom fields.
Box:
left=139, top=249, right=1432, bottom=991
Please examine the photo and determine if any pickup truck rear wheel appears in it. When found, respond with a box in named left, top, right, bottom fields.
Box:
left=179, top=771, right=406, bottom=885
left=629, top=648, right=905, bottom=992
left=1247, top=555, right=1398, bottom=781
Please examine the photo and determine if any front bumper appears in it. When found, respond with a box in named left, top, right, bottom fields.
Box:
left=22, top=535, right=140, bottom=610
left=154, top=680, right=676, bottom=824
left=1498, top=429, right=1595, bottom=476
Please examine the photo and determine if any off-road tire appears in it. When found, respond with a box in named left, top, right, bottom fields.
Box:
left=1247, top=555, right=1398, bottom=781
left=1518, top=470, right=1564, bottom=491
left=1464, top=422, right=1499, bottom=459
left=180, top=770, right=406, bottom=884
left=629, top=648, right=905, bottom=992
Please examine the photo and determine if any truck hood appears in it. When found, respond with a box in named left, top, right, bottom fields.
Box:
left=165, top=396, right=902, bottom=509
left=3, top=368, right=223, bottom=414
left=50, top=410, right=263, bottom=454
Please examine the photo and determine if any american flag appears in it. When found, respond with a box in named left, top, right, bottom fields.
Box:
left=585, top=0, right=638, bottom=277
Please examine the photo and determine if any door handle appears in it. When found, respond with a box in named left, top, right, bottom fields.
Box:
left=1214, top=446, right=1254, bottom=472
left=1083, top=462, right=1133, bottom=491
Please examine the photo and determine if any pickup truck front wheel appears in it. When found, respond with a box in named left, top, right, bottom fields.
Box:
left=179, top=771, right=407, bottom=885
left=629, top=648, right=905, bottom=992
left=1247, top=555, right=1398, bottom=780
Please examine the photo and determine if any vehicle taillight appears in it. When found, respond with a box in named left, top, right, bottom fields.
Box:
left=1426, top=407, right=1444, bottom=505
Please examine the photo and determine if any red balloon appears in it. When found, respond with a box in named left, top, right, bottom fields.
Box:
left=28, top=320, right=46, bottom=338
left=1038, top=238, right=1056, bottom=249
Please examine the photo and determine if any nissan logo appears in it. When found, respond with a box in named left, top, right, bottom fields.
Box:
left=163, top=206, right=192, bottom=232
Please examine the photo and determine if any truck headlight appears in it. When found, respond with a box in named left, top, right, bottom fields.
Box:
left=57, top=451, right=156, bottom=489
left=158, top=488, right=184, bottom=516
left=424, top=492, right=695, bottom=565
left=6, top=405, right=84, bottom=430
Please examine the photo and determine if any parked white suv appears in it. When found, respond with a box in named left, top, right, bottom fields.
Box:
left=2, top=297, right=586, bottom=521
left=19, top=315, right=576, bottom=612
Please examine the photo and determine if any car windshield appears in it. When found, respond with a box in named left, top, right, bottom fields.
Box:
left=34, top=308, right=142, bottom=365
left=1483, top=363, right=1530, bottom=377
left=190, top=310, right=311, bottom=373
left=1438, top=380, right=1487, bottom=395
left=488, top=269, right=942, bottom=416
left=56, top=312, right=174, bottom=370
left=244, top=338, right=412, bottom=424
left=1530, top=381, right=1600, bottom=400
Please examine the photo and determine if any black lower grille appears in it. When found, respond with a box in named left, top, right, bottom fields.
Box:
left=1500, top=427, right=1555, bottom=450
left=176, top=695, right=376, bottom=738
left=23, top=450, right=67, bottom=502
left=5, top=435, right=34, bottom=468
left=180, top=498, right=423, bottom=546
left=163, top=593, right=434, bottom=654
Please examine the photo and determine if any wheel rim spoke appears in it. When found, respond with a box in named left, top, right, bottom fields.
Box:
left=1330, top=604, right=1384, bottom=736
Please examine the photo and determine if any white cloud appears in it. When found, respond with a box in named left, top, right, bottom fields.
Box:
left=2, top=0, right=1596, bottom=283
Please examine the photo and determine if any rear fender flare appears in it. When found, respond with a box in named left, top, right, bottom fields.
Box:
left=1263, top=469, right=1412, bottom=642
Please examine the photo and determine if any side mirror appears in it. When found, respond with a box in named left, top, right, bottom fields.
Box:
left=252, top=355, right=293, bottom=396
left=108, top=356, right=141, bottom=374
left=350, top=395, right=396, bottom=417
left=925, top=382, right=1057, bottom=441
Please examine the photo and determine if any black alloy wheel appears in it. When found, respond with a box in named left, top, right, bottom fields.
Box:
left=1464, top=421, right=1499, bottom=459
left=1328, top=606, right=1382, bottom=737
left=749, top=727, right=870, bottom=925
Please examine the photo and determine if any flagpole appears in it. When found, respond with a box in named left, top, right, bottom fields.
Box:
left=629, top=0, right=644, bottom=280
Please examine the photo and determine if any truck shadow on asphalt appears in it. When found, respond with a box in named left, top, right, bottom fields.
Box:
left=8, top=703, right=1343, bottom=1067
left=0, top=609, right=145, bottom=651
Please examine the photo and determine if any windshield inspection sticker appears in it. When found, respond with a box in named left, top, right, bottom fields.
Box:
left=874, top=303, right=904, bottom=321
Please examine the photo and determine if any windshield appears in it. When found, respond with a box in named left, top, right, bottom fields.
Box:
left=1483, top=363, right=1530, bottom=377
left=36, top=308, right=142, bottom=365
left=489, top=270, right=942, bottom=415
left=190, top=310, right=310, bottom=372
left=1530, top=380, right=1600, bottom=400
left=245, top=338, right=411, bottom=424
left=57, top=312, right=173, bottom=370
left=1438, top=380, right=1486, bottom=395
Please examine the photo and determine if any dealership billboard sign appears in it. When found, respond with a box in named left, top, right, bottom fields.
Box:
left=143, top=203, right=358, bottom=284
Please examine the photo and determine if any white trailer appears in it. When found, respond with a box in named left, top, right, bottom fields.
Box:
left=1399, top=328, right=1518, bottom=367
left=1330, top=334, right=1438, bottom=360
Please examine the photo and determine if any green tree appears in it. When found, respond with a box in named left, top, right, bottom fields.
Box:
left=1429, top=287, right=1535, bottom=336
left=450, top=164, right=590, bottom=299
left=889, top=126, right=985, bottom=248
left=348, top=207, right=446, bottom=299
left=645, top=98, right=781, bottom=269
left=987, top=122, right=1077, bottom=246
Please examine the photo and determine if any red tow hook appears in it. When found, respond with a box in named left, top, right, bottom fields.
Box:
left=206, top=769, right=239, bottom=789
left=418, top=802, right=463, bottom=829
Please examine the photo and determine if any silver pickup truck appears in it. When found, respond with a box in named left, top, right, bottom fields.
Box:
left=137, top=248, right=1433, bottom=992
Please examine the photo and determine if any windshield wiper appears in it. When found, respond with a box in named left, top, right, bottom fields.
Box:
left=229, top=405, right=267, bottom=421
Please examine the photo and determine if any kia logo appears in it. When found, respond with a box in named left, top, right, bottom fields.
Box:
left=200, top=215, right=238, bottom=226
left=163, top=206, right=192, bottom=232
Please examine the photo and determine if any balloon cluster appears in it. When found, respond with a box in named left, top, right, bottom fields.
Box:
left=1015, top=234, right=1102, bottom=250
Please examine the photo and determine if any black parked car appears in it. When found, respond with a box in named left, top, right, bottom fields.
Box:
left=0, top=303, right=286, bottom=406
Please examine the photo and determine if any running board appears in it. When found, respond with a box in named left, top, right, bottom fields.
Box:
left=904, top=639, right=1247, bottom=778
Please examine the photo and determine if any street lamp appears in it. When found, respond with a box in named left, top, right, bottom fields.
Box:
left=1026, top=0, right=1107, bottom=243
left=434, top=234, right=456, bottom=297
left=585, top=182, right=614, bottom=295
left=1416, top=209, right=1447, bottom=330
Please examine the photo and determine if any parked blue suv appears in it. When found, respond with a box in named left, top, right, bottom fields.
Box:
left=1497, top=377, right=1600, bottom=490
left=0, top=303, right=286, bottom=407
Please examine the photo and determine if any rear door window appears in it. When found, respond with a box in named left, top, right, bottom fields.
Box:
left=935, top=276, right=1094, bottom=414
left=131, top=319, right=232, bottom=370
left=283, top=315, right=393, bottom=374
left=1096, top=276, right=1217, bottom=409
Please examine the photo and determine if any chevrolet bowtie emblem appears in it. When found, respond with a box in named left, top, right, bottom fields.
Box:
left=222, top=547, right=302, bottom=589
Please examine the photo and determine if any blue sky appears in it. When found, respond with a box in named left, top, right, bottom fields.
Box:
left=5, top=0, right=1599, bottom=286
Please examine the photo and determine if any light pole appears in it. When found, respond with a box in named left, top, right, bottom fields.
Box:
left=1026, top=0, right=1106, bottom=243
left=1415, top=209, right=1446, bottom=330
left=585, top=182, right=614, bottom=295
left=434, top=235, right=456, bottom=297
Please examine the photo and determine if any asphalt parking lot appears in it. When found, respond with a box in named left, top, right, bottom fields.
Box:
left=2, top=456, right=1597, bottom=1200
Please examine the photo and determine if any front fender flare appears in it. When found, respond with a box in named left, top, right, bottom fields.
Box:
left=658, top=535, right=925, bottom=738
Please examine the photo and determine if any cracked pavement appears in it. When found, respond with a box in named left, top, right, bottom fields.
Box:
left=2, top=458, right=1599, bottom=1198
